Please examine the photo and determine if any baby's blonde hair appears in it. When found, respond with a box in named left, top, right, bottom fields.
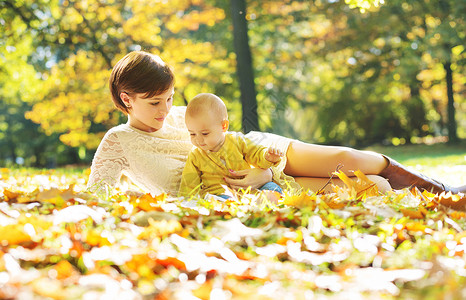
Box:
left=186, top=93, right=228, bottom=123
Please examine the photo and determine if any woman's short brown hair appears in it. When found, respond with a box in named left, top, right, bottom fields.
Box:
left=109, top=51, right=175, bottom=114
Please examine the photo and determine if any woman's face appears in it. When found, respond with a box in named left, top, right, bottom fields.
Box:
left=122, top=87, right=174, bottom=132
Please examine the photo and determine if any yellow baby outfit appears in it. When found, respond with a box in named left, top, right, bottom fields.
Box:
left=179, top=132, right=280, bottom=197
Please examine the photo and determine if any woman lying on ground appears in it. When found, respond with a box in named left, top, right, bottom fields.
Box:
left=87, top=51, right=465, bottom=198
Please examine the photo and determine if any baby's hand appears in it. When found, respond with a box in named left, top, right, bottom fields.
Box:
left=265, top=147, right=283, bottom=163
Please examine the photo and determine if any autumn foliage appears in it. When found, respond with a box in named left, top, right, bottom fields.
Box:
left=1, top=168, right=465, bottom=299
left=1, top=0, right=465, bottom=168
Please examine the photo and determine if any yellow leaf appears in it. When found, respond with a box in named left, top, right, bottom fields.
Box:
left=192, top=279, right=213, bottom=300
left=83, top=229, right=111, bottom=247
left=18, top=216, right=53, bottom=234
left=0, top=224, right=32, bottom=245
left=138, top=219, right=182, bottom=240
left=36, top=186, right=76, bottom=203
left=31, top=278, right=64, bottom=299
left=334, top=170, right=379, bottom=200
left=125, top=253, right=157, bottom=279
left=334, top=170, right=354, bottom=188
left=281, top=191, right=317, bottom=209
left=392, top=192, right=408, bottom=203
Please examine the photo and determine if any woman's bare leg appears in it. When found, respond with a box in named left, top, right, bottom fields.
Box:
left=295, top=175, right=392, bottom=193
left=283, top=141, right=387, bottom=178
left=284, top=141, right=464, bottom=194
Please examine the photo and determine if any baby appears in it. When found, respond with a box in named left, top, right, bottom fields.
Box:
left=179, top=93, right=284, bottom=198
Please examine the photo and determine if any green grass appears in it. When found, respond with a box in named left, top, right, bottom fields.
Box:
left=365, top=141, right=466, bottom=187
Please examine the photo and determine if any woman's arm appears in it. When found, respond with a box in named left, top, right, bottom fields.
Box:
left=87, top=131, right=129, bottom=194
left=224, top=168, right=272, bottom=190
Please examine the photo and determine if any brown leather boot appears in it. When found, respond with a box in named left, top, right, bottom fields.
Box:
left=378, top=155, right=466, bottom=194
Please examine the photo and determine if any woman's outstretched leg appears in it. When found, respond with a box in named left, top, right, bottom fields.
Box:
left=284, top=141, right=465, bottom=194
left=283, top=141, right=387, bottom=177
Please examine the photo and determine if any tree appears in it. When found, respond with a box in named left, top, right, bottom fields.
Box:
left=315, top=0, right=465, bottom=144
left=5, top=0, right=238, bottom=153
left=227, top=0, right=386, bottom=135
left=1, top=0, right=463, bottom=167
left=238, top=0, right=464, bottom=146
left=229, top=0, right=259, bottom=133
left=0, top=0, right=83, bottom=166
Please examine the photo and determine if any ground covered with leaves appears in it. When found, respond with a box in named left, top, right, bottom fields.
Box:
left=0, top=168, right=465, bottom=299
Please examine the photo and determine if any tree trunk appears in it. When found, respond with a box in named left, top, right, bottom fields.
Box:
left=230, top=0, right=259, bottom=133
left=444, top=61, right=458, bottom=144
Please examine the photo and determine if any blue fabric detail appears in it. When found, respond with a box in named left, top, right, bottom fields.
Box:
left=217, top=194, right=232, bottom=200
left=259, top=181, right=283, bottom=193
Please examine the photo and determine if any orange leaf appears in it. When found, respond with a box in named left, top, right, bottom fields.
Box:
left=53, top=260, right=79, bottom=280
left=405, top=222, right=427, bottom=232
left=325, top=199, right=348, bottom=209
left=156, top=256, right=186, bottom=271
left=136, top=193, right=167, bottom=211
left=125, top=253, right=157, bottom=278
left=450, top=211, right=466, bottom=219
left=3, top=190, right=21, bottom=201
left=276, top=236, right=293, bottom=245
left=70, top=240, right=85, bottom=258
left=436, top=192, right=466, bottom=211
left=400, top=208, right=425, bottom=219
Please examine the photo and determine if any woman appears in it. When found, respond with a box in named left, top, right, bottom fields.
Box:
left=87, top=51, right=465, bottom=196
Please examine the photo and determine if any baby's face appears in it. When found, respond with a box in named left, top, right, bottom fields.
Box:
left=186, top=112, right=226, bottom=152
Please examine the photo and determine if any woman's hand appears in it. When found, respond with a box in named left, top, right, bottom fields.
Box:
left=224, top=168, right=272, bottom=190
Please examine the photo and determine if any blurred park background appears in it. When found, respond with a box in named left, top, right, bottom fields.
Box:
left=0, top=0, right=465, bottom=169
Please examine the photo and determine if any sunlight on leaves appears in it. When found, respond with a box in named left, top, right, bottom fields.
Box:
left=0, top=170, right=465, bottom=298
